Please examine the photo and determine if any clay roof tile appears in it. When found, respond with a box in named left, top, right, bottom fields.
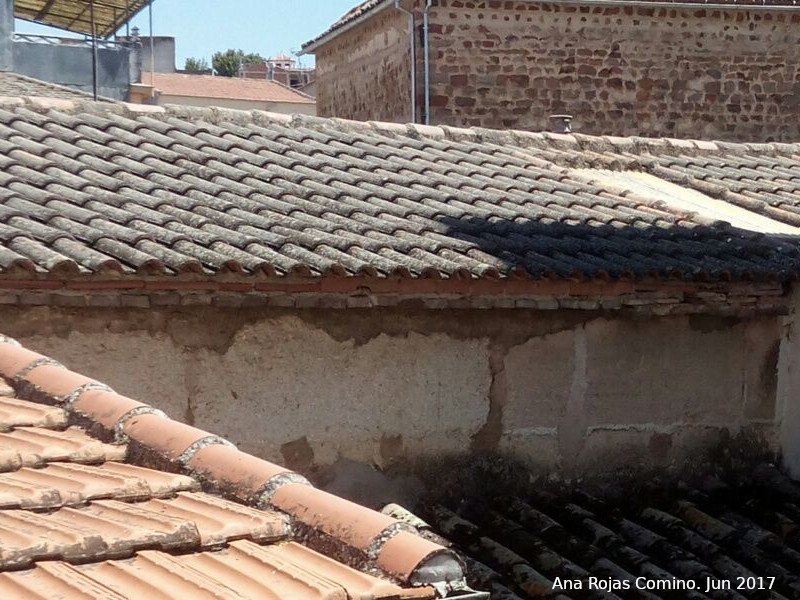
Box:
left=0, top=335, right=455, bottom=598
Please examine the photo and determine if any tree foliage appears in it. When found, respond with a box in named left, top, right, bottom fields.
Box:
left=211, top=49, right=266, bottom=77
left=184, top=57, right=209, bottom=73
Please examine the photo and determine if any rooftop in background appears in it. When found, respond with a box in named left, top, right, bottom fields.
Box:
left=140, top=72, right=316, bottom=104
left=0, top=335, right=469, bottom=598
left=0, top=70, right=114, bottom=100
left=14, top=0, right=149, bottom=38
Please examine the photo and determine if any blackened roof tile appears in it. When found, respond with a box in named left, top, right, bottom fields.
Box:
left=423, top=465, right=800, bottom=599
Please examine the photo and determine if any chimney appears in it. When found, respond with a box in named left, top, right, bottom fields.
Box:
left=550, top=114, right=573, bottom=134
left=0, top=0, right=13, bottom=72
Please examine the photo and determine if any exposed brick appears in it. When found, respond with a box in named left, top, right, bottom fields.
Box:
left=313, top=2, right=800, bottom=142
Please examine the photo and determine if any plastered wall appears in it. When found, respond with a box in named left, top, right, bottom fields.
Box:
left=2, top=305, right=782, bottom=476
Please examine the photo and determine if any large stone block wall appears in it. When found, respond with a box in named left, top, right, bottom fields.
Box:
left=4, top=305, right=783, bottom=477
left=314, top=1, right=800, bottom=141
left=314, top=6, right=414, bottom=123
left=430, top=2, right=800, bottom=140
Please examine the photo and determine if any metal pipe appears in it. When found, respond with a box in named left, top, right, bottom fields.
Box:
left=90, top=0, right=98, bottom=101
left=148, top=0, right=155, bottom=96
left=394, top=0, right=416, bottom=123
left=423, top=0, right=432, bottom=125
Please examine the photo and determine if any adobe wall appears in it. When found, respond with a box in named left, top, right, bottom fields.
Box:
left=313, top=6, right=414, bottom=123
left=428, top=2, right=800, bottom=141
left=1, top=306, right=782, bottom=477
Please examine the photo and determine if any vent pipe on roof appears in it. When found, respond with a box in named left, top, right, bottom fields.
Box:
left=550, top=114, right=573, bottom=133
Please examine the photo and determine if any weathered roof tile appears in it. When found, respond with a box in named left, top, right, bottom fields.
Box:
left=0, top=99, right=794, bottom=284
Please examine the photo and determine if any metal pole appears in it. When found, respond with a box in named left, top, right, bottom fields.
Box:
left=394, top=0, right=416, bottom=124
left=125, top=0, right=130, bottom=36
left=423, top=0, right=432, bottom=125
left=149, top=0, right=155, bottom=93
left=90, top=0, right=98, bottom=101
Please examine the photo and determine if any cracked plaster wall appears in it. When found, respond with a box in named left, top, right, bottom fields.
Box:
left=0, top=305, right=782, bottom=475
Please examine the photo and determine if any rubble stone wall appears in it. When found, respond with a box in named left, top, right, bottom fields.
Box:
left=314, top=1, right=800, bottom=141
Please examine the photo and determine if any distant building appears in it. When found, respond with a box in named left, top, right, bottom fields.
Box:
left=242, top=53, right=315, bottom=91
left=1, top=0, right=142, bottom=100
left=296, top=78, right=316, bottom=99
left=130, top=72, right=316, bottom=114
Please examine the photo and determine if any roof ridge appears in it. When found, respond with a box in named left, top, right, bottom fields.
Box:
left=0, top=94, right=792, bottom=156
left=0, top=336, right=466, bottom=593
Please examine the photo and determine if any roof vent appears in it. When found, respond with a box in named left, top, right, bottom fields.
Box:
left=550, top=114, right=573, bottom=133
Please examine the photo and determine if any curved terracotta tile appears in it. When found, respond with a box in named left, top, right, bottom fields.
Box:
left=376, top=531, right=460, bottom=582
left=271, top=483, right=400, bottom=552
left=73, top=389, right=148, bottom=430
left=22, top=365, right=97, bottom=400
left=186, top=444, right=289, bottom=501
left=0, top=427, right=126, bottom=471
left=0, top=345, right=47, bottom=379
left=0, top=398, right=66, bottom=432
left=0, top=562, right=129, bottom=600
left=178, top=542, right=349, bottom=600
left=122, top=413, right=219, bottom=461
left=138, top=492, right=290, bottom=546
left=0, top=501, right=199, bottom=569
left=254, top=541, right=421, bottom=599
left=0, top=462, right=198, bottom=510
left=76, top=552, right=247, bottom=600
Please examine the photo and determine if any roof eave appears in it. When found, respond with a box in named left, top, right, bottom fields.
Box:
left=301, top=0, right=396, bottom=55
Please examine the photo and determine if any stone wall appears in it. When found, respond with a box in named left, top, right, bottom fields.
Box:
left=431, top=2, right=800, bottom=140
left=313, top=1, right=800, bottom=141
left=2, top=304, right=782, bottom=477
left=314, top=5, right=414, bottom=123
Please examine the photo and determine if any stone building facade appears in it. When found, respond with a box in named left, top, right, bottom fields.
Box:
left=304, top=0, right=800, bottom=142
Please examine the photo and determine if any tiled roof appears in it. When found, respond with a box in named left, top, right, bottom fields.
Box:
left=302, top=0, right=800, bottom=50
left=141, top=73, right=316, bottom=104
left=0, top=72, right=112, bottom=102
left=0, top=336, right=468, bottom=599
left=0, top=98, right=799, bottom=285
left=417, top=464, right=800, bottom=599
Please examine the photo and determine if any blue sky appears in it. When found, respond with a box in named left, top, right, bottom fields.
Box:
left=14, top=0, right=360, bottom=68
